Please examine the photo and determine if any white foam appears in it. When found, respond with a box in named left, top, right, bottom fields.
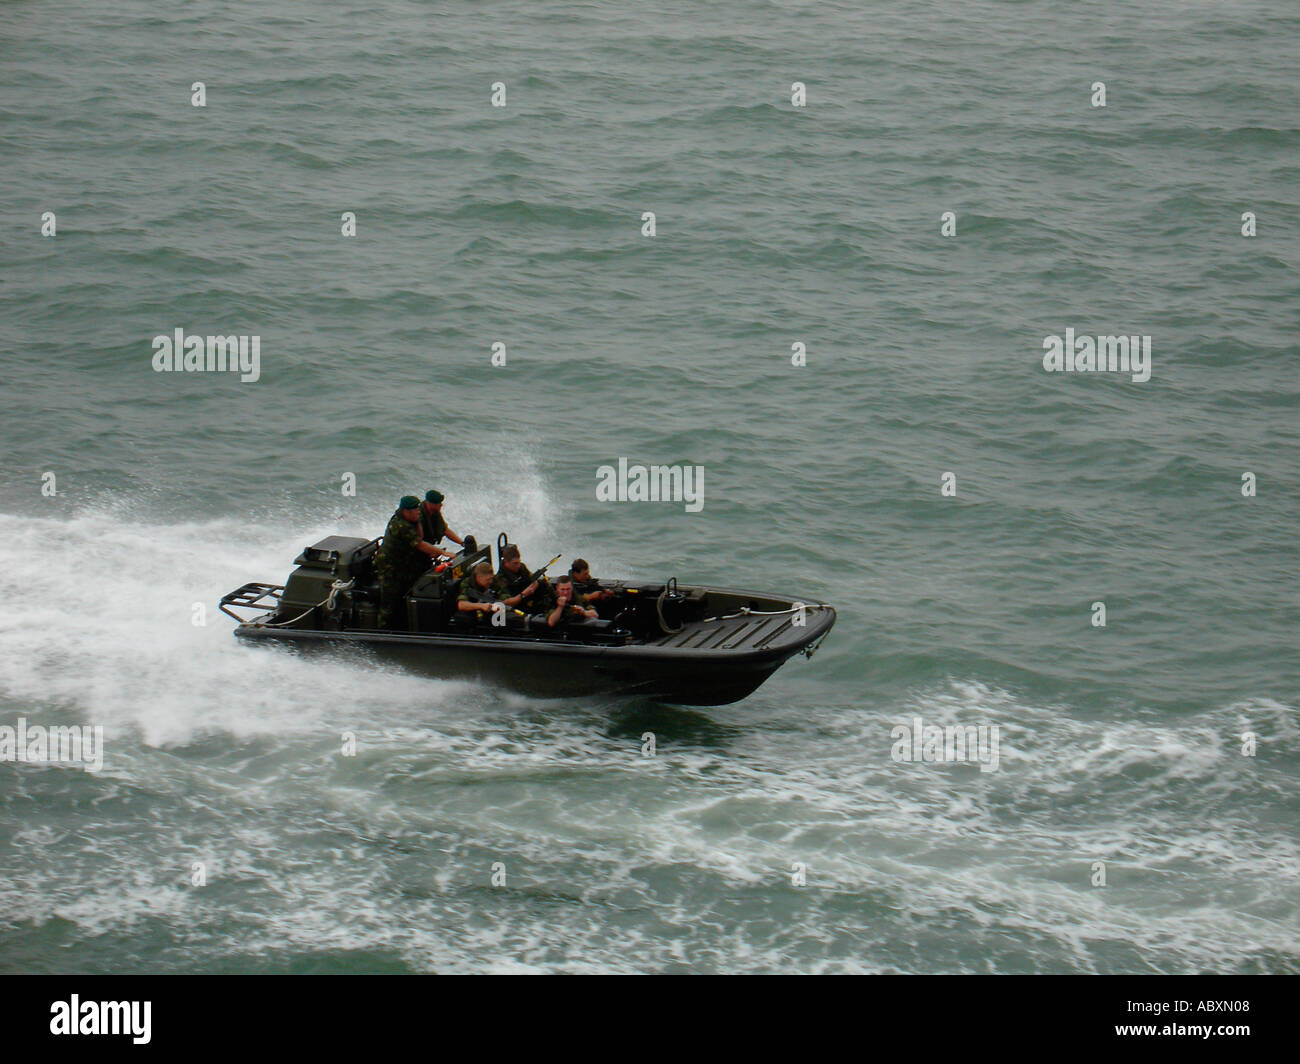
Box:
left=0, top=482, right=567, bottom=749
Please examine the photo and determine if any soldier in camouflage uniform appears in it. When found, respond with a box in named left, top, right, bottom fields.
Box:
left=494, top=544, right=551, bottom=612
left=569, top=559, right=615, bottom=606
left=545, top=575, right=598, bottom=628
left=374, top=495, right=443, bottom=628
left=457, top=561, right=504, bottom=623
left=418, top=489, right=464, bottom=559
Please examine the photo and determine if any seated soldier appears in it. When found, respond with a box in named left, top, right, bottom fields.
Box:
left=457, top=561, right=504, bottom=622
left=495, top=544, right=550, bottom=612
left=569, top=558, right=615, bottom=606
left=546, top=575, right=599, bottom=628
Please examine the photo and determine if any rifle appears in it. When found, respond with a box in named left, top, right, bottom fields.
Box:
left=529, top=555, right=563, bottom=585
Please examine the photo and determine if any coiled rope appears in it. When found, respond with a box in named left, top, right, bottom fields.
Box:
left=250, top=579, right=354, bottom=629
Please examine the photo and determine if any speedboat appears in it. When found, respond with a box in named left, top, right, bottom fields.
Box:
left=220, top=533, right=834, bottom=706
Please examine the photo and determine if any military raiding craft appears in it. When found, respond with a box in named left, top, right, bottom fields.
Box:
left=220, top=496, right=834, bottom=706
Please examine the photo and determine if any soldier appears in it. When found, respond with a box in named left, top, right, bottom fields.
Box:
left=495, top=544, right=549, bottom=612
left=457, top=561, right=504, bottom=622
left=419, top=489, right=464, bottom=560
left=546, top=575, right=598, bottom=628
left=569, top=558, right=615, bottom=606
left=374, top=495, right=443, bottom=628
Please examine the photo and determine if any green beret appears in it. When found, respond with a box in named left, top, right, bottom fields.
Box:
left=399, top=495, right=420, bottom=510
left=425, top=489, right=445, bottom=504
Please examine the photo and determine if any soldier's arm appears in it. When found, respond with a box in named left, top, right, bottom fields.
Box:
left=411, top=523, right=448, bottom=559
left=457, top=591, right=493, bottom=613
left=499, top=577, right=534, bottom=607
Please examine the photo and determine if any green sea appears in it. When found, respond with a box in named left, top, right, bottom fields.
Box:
left=1, top=0, right=1297, bottom=973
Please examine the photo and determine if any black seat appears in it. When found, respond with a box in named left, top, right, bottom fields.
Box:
left=442, top=578, right=463, bottom=624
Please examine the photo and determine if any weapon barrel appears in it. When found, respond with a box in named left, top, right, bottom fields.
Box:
left=530, top=554, right=563, bottom=581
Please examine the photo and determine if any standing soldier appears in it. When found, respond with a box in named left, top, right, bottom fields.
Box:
left=419, top=489, right=465, bottom=560
left=374, top=495, right=443, bottom=628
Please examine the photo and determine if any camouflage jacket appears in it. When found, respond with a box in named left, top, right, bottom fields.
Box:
left=548, top=602, right=590, bottom=625
left=375, top=511, right=426, bottom=582
left=494, top=565, right=534, bottom=600
left=458, top=577, right=502, bottom=623
left=458, top=578, right=500, bottom=606
left=419, top=507, right=448, bottom=545
left=497, top=567, right=555, bottom=610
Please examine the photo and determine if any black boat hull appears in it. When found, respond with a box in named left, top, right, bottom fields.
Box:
left=233, top=609, right=832, bottom=706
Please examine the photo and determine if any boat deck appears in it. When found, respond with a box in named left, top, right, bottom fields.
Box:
left=651, top=605, right=833, bottom=654
left=653, top=612, right=794, bottom=650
